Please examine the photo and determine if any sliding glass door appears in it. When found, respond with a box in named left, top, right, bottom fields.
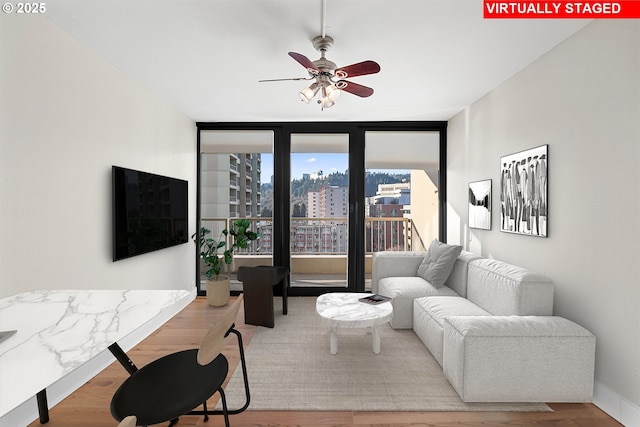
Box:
left=289, top=133, right=349, bottom=289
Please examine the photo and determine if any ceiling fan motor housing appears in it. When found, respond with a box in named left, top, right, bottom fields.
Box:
left=312, top=58, right=337, bottom=75
left=312, top=35, right=334, bottom=53
left=311, top=36, right=337, bottom=76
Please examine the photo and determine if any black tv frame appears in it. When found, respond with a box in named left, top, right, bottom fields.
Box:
left=112, top=166, right=188, bottom=261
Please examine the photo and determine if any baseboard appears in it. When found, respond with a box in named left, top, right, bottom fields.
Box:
left=593, top=381, right=640, bottom=427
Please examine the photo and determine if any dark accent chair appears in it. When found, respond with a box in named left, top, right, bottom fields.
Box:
left=110, top=295, right=250, bottom=427
left=237, top=266, right=290, bottom=328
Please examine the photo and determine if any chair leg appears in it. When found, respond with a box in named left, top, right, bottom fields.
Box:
left=230, top=328, right=250, bottom=414
left=218, top=388, right=230, bottom=427
left=186, top=328, right=250, bottom=420
left=206, top=328, right=251, bottom=414
left=202, top=399, right=209, bottom=421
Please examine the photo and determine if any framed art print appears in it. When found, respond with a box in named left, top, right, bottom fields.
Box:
left=500, top=144, right=547, bottom=237
left=469, top=179, right=492, bottom=230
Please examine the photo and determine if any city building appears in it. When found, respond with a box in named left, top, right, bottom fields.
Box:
left=318, top=186, right=348, bottom=218
left=201, top=153, right=261, bottom=219
left=307, top=191, right=320, bottom=218
left=310, top=170, right=324, bottom=180
left=367, top=183, right=410, bottom=251
left=372, top=182, right=411, bottom=204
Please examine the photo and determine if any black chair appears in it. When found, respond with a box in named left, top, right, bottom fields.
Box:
left=110, top=295, right=250, bottom=427
left=237, top=266, right=289, bottom=328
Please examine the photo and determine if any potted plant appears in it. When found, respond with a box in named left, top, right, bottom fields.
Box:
left=193, top=219, right=260, bottom=306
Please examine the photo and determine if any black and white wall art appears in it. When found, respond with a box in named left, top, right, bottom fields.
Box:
left=500, top=145, right=548, bottom=237
left=469, top=179, right=492, bottom=230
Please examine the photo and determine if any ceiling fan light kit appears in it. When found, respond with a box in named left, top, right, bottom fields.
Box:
left=299, top=82, right=320, bottom=103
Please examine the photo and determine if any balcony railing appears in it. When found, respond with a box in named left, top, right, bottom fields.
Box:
left=200, top=217, right=413, bottom=255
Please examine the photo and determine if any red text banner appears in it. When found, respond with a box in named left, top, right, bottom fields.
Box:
left=484, top=1, right=640, bottom=18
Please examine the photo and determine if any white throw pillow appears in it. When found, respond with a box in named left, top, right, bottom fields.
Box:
left=417, top=240, right=463, bottom=288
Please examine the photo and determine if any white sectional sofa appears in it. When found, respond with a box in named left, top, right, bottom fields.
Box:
left=372, top=247, right=596, bottom=403
left=372, top=250, right=481, bottom=329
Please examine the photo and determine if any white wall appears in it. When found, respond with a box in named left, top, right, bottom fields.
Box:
left=447, top=20, right=640, bottom=425
left=0, top=14, right=197, bottom=298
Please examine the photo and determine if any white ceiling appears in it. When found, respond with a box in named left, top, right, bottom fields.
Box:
left=44, top=0, right=590, bottom=123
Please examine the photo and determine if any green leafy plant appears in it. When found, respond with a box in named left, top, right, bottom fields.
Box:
left=192, top=219, right=260, bottom=280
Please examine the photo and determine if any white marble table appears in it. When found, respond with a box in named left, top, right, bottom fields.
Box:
left=0, top=288, right=195, bottom=426
left=316, top=293, right=393, bottom=355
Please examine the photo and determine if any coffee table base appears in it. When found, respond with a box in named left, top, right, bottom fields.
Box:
left=328, top=325, right=381, bottom=355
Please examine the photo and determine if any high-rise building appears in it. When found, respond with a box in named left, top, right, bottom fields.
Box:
left=319, top=186, right=348, bottom=218
left=238, top=153, right=261, bottom=218
left=201, top=153, right=261, bottom=219
left=307, top=191, right=320, bottom=218
left=295, top=186, right=348, bottom=253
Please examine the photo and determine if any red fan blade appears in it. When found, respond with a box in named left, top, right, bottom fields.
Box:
left=337, top=80, right=374, bottom=98
left=288, top=52, right=320, bottom=73
left=335, top=60, right=380, bottom=78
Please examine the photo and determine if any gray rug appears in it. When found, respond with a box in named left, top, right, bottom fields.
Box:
left=221, top=297, right=551, bottom=412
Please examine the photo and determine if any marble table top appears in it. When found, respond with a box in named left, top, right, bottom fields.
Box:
left=316, top=292, right=393, bottom=328
left=0, top=288, right=194, bottom=422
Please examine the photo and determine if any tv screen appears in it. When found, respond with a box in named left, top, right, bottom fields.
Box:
left=112, top=166, right=188, bottom=261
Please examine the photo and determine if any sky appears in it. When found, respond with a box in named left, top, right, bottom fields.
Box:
left=261, top=153, right=349, bottom=183
left=260, top=153, right=408, bottom=183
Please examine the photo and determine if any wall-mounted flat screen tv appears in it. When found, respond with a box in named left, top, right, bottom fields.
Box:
left=112, top=166, right=188, bottom=261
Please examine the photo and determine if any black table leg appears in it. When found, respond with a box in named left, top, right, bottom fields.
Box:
left=35, top=345, right=143, bottom=424
left=36, top=389, right=49, bottom=424
left=238, top=266, right=290, bottom=327
left=108, top=342, right=139, bottom=375
left=281, top=276, right=289, bottom=315
left=243, top=281, right=275, bottom=328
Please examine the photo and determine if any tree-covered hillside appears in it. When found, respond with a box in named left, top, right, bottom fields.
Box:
left=260, top=170, right=409, bottom=217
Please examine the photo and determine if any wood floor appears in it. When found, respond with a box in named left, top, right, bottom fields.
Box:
left=29, top=296, right=622, bottom=427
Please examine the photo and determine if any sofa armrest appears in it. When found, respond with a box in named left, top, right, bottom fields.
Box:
left=371, top=251, right=427, bottom=293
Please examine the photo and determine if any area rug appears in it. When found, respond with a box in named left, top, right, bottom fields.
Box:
left=220, top=297, right=551, bottom=412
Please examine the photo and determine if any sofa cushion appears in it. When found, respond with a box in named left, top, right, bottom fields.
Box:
left=413, top=296, right=490, bottom=366
left=371, top=251, right=427, bottom=294
left=417, top=240, right=463, bottom=288
left=415, top=296, right=491, bottom=328
left=378, top=276, right=458, bottom=329
left=467, top=258, right=554, bottom=315
left=443, top=250, right=483, bottom=298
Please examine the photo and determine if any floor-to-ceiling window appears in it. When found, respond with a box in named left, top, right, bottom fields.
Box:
left=198, top=130, right=274, bottom=293
left=365, top=131, right=441, bottom=255
left=196, top=122, right=446, bottom=296
left=289, top=133, right=350, bottom=289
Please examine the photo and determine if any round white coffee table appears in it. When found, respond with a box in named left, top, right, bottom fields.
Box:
left=316, top=292, right=393, bottom=355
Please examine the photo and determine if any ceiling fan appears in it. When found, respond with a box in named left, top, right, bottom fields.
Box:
left=260, top=35, right=380, bottom=110
left=259, top=2, right=380, bottom=110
